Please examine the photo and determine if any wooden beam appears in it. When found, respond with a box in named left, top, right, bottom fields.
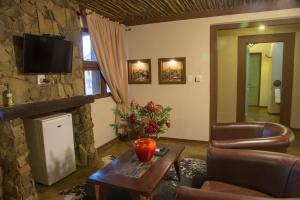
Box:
left=125, top=1, right=300, bottom=26
left=0, top=95, right=95, bottom=121
left=78, top=0, right=300, bottom=26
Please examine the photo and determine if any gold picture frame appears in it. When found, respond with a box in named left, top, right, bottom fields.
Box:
left=158, top=57, right=186, bottom=84
left=128, top=59, right=151, bottom=84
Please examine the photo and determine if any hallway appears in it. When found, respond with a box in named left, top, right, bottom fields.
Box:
left=246, top=106, right=280, bottom=123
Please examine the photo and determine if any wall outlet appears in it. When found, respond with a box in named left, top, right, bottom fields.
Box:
left=37, top=75, right=46, bottom=85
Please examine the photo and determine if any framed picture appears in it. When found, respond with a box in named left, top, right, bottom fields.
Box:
left=158, top=57, right=186, bottom=84
left=128, top=59, right=151, bottom=84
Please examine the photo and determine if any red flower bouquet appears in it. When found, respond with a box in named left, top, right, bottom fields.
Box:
left=111, top=100, right=172, bottom=138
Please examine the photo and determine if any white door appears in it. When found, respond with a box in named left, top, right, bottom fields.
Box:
left=247, top=53, right=261, bottom=106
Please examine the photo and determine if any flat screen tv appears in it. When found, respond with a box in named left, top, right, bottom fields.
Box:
left=23, top=34, right=73, bottom=73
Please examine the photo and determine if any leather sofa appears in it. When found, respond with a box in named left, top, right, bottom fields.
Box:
left=210, top=122, right=294, bottom=152
left=176, top=147, right=300, bottom=200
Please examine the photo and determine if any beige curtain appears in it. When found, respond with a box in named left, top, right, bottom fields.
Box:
left=86, top=13, right=128, bottom=125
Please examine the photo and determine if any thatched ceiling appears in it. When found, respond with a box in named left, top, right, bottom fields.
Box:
left=78, top=0, right=300, bottom=26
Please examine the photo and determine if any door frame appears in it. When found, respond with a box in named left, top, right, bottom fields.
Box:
left=248, top=52, right=262, bottom=107
left=210, top=17, right=300, bottom=128
left=237, top=33, right=295, bottom=126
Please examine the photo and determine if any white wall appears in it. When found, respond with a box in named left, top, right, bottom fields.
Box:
left=126, top=8, right=300, bottom=141
left=91, top=97, right=116, bottom=148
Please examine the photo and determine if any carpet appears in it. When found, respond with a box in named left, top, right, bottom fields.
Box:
left=60, top=157, right=207, bottom=200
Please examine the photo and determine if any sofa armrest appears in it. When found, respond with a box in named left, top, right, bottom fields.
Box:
left=207, top=148, right=299, bottom=197
left=211, top=137, right=291, bottom=152
left=210, top=123, right=264, bottom=140
left=176, top=187, right=246, bottom=200
left=176, top=187, right=280, bottom=200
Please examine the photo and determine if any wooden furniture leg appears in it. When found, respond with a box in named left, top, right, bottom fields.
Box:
left=174, top=159, right=181, bottom=182
left=130, top=192, right=139, bottom=200
left=95, top=185, right=100, bottom=200
left=139, top=194, right=152, bottom=200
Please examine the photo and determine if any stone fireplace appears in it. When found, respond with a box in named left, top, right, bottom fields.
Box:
left=0, top=102, right=98, bottom=200
left=0, top=0, right=98, bottom=199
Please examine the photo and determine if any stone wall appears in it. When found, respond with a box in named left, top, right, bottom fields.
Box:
left=72, top=104, right=98, bottom=166
left=0, top=0, right=84, bottom=104
left=0, top=120, right=37, bottom=200
left=0, top=0, right=97, bottom=199
left=0, top=164, right=3, bottom=200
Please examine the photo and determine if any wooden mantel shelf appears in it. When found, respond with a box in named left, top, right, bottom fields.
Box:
left=0, top=95, right=95, bottom=121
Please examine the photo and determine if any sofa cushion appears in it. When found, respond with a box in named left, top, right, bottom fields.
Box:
left=201, top=181, right=271, bottom=198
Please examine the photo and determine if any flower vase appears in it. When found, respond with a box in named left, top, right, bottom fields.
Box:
left=134, top=138, right=156, bottom=162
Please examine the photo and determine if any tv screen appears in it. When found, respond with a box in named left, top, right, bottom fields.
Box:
left=23, top=34, right=73, bottom=73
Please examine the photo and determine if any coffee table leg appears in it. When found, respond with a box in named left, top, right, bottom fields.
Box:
left=95, top=185, right=100, bottom=200
left=140, top=195, right=152, bottom=200
left=174, top=159, right=181, bottom=182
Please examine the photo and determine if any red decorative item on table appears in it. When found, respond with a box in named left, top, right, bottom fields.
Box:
left=111, top=100, right=172, bottom=162
left=134, top=138, right=156, bottom=162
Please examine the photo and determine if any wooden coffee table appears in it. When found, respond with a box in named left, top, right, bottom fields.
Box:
left=88, top=144, right=185, bottom=200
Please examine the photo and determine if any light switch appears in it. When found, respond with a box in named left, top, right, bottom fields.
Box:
left=187, top=75, right=193, bottom=83
left=195, top=74, right=203, bottom=82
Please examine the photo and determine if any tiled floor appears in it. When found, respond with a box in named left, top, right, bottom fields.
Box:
left=37, top=131, right=299, bottom=200
left=246, top=106, right=280, bottom=123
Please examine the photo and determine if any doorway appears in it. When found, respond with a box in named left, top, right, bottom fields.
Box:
left=237, top=33, right=295, bottom=126
left=245, top=43, right=283, bottom=123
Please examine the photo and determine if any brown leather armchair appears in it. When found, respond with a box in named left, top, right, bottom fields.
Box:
left=210, top=122, right=294, bottom=152
left=176, top=148, right=300, bottom=200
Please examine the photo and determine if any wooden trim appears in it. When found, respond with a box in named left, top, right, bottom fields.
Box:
left=248, top=53, right=262, bottom=107
left=93, top=93, right=111, bottom=99
left=159, top=137, right=208, bottom=144
left=210, top=17, right=300, bottom=129
left=267, top=112, right=281, bottom=116
left=158, top=57, right=186, bottom=84
left=237, top=33, right=295, bottom=126
left=127, top=59, right=152, bottom=84
left=248, top=105, right=268, bottom=108
left=258, top=106, right=268, bottom=108
left=81, top=27, right=89, bottom=32
left=210, top=26, right=218, bottom=126
left=100, top=72, right=106, bottom=95
left=83, top=61, right=99, bottom=69
left=96, top=137, right=118, bottom=152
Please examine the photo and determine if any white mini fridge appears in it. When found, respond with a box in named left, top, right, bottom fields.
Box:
left=24, top=113, right=76, bottom=185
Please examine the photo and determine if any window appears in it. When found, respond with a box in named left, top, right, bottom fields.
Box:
left=82, top=30, right=111, bottom=97
left=82, top=32, right=97, bottom=62
left=84, top=70, right=101, bottom=95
